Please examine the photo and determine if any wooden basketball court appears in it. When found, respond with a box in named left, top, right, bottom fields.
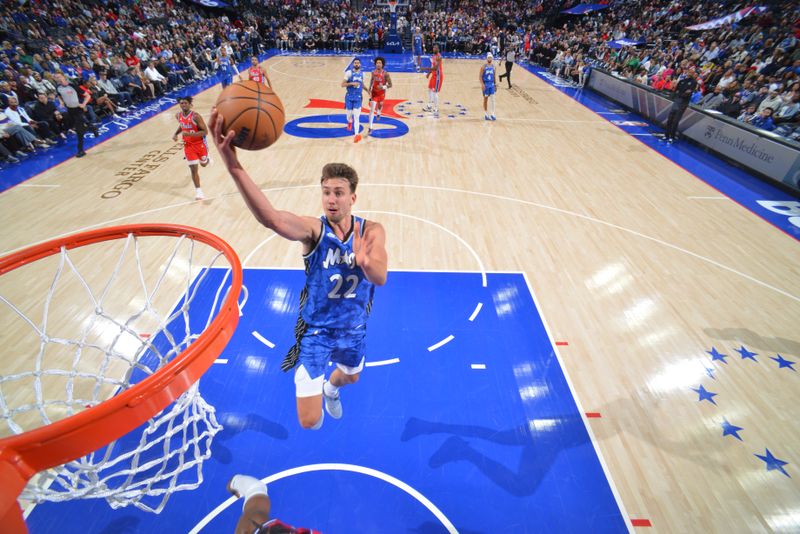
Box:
left=1, top=55, right=798, bottom=532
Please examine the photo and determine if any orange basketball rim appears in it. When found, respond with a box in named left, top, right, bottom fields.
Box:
left=0, top=224, right=243, bottom=533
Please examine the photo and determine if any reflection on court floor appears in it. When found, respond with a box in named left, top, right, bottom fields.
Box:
left=27, top=270, right=626, bottom=533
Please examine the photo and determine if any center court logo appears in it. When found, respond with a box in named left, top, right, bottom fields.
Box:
left=283, top=98, right=409, bottom=139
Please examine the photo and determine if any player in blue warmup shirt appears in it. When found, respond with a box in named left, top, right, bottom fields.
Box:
left=480, top=53, right=497, bottom=120
left=413, top=28, right=425, bottom=72
left=216, top=47, right=235, bottom=88
left=342, top=58, right=366, bottom=143
left=209, top=108, right=388, bottom=430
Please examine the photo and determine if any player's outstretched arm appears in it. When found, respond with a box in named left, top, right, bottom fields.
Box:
left=353, top=220, right=388, bottom=286
left=209, top=108, right=318, bottom=243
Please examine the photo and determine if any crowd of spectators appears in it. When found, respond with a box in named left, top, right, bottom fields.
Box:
left=0, top=0, right=798, bottom=166
left=526, top=1, right=800, bottom=142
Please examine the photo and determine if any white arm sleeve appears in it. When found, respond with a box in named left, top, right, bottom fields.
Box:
left=229, top=474, right=268, bottom=511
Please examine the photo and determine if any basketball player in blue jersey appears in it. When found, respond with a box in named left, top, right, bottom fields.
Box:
left=480, top=53, right=497, bottom=121
left=412, top=28, right=424, bottom=72
left=342, top=58, right=365, bottom=143
left=209, top=108, right=388, bottom=431
left=216, top=48, right=235, bottom=88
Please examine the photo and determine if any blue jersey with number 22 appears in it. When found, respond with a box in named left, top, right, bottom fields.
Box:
left=301, top=215, right=374, bottom=329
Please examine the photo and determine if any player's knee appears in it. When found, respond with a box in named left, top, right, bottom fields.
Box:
left=346, top=372, right=360, bottom=384
left=298, top=412, right=321, bottom=429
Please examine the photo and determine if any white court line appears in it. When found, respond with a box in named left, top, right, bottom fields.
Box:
left=243, top=233, right=281, bottom=266
left=427, top=334, right=454, bottom=352
left=688, top=196, right=729, bottom=200
left=364, top=184, right=800, bottom=303
left=358, top=210, right=487, bottom=287
left=189, top=463, right=457, bottom=534
left=521, top=272, right=633, bottom=531
left=468, top=302, right=483, bottom=322
left=597, top=111, right=626, bottom=114
left=18, top=184, right=60, bottom=188
left=495, top=118, right=606, bottom=123
left=629, top=133, right=655, bottom=136
left=365, top=357, right=400, bottom=367
left=6, top=184, right=795, bottom=303
left=252, top=331, right=275, bottom=349
left=214, top=359, right=228, bottom=364
left=471, top=363, right=486, bottom=370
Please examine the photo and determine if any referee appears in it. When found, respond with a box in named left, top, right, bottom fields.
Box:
left=498, top=44, right=516, bottom=89
left=55, top=72, right=98, bottom=158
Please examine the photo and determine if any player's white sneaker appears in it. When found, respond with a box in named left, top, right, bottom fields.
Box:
left=323, top=381, right=342, bottom=419
left=490, top=115, right=496, bottom=121
left=422, top=104, right=431, bottom=112
left=485, top=114, right=490, bottom=120
left=195, top=189, right=205, bottom=201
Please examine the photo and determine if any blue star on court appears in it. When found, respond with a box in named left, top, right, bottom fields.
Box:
left=735, top=346, right=757, bottom=361
left=707, top=347, right=728, bottom=364
left=754, top=449, right=790, bottom=477
left=691, top=385, right=718, bottom=405
left=721, top=419, right=743, bottom=441
left=770, top=354, right=796, bottom=371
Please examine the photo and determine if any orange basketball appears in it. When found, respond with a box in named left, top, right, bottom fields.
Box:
left=215, top=80, right=285, bottom=150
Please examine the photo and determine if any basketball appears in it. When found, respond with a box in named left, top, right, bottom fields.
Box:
left=215, top=80, right=285, bottom=150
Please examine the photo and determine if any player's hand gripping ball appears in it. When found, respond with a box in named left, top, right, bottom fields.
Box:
left=214, top=80, right=285, bottom=150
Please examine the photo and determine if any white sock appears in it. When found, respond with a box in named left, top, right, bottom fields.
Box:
left=347, top=109, right=353, bottom=125
left=195, top=187, right=203, bottom=196
left=369, top=101, right=376, bottom=128
left=433, top=92, right=439, bottom=111
left=490, top=94, right=495, bottom=115
left=310, top=408, right=324, bottom=430
left=229, top=474, right=268, bottom=512
left=324, top=381, right=340, bottom=398
left=354, top=110, right=360, bottom=136
left=428, top=89, right=434, bottom=104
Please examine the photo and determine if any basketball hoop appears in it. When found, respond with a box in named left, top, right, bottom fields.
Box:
left=0, top=224, right=243, bottom=533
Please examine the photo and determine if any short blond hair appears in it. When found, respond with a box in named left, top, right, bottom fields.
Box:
left=321, top=163, right=359, bottom=193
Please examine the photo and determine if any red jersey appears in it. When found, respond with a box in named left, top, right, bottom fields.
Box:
left=371, top=69, right=386, bottom=97
left=178, top=110, right=203, bottom=144
left=249, top=66, right=266, bottom=84
left=431, top=53, right=443, bottom=80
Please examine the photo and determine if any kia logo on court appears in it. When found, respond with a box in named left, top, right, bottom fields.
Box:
left=705, top=125, right=716, bottom=139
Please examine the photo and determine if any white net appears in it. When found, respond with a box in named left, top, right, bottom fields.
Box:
left=0, top=230, right=238, bottom=513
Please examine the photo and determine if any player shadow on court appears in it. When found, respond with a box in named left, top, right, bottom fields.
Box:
left=401, top=414, right=590, bottom=497
left=98, top=515, right=142, bottom=534
left=703, top=327, right=800, bottom=356
left=211, top=412, right=289, bottom=464
left=98, top=516, right=141, bottom=534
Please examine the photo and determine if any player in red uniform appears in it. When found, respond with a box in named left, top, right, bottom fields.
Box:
left=366, top=56, right=392, bottom=135
left=239, top=56, right=272, bottom=87
left=172, top=96, right=210, bottom=200
left=228, top=475, right=320, bottom=534
left=423, top=45, right=443, bottom=115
